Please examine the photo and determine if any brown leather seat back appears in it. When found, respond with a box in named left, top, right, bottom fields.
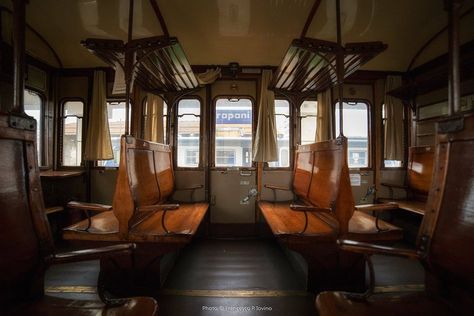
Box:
left=407, top=146, right=435, bottom=197
left=0, top=113, right=54, bottom=304
left=419, top=114, right=474, bottom=298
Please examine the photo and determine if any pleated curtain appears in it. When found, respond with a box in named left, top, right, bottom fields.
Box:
left=384, top=76, right=404, bottom=161
left=316, top=89, right=334, bottom=142
left=84, top=70, right=113, bottom=161
left=143, top=93, right=164, bottom=143
left=253, top=69, right=278, bottom=162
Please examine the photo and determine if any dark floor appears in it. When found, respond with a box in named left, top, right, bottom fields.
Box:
left=45, top=238, right=424, bottom=316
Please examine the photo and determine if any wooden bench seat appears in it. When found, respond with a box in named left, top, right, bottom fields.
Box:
left=259, top=201, right=336, bottom=238
left=63, top=136, right=209, bottom=294
left=378, top=146, right=435, bottom=215
left=259, top=138, right=403, bottom=292
left=347, top=211, right=403, bottom=242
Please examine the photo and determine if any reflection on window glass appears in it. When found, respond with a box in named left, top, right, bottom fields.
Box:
left=269, top=100, right=290, bottom=168
left=61, top=101, right=84, bottom=166
left=382, top=104, right=402, bottom=168
left=300, top=100, right=317, bottom=145
left=98, top=101, right=127, bottom=167
left=335, top=101, right=369, bottom=168
left=24, top=90, right=42, bottom=165
left=177, top=99, right=200, bottom=168
left=215, top=98, right=253, bottom=167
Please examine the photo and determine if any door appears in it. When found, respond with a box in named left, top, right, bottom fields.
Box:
left=209, top=80, right=257, bottom=231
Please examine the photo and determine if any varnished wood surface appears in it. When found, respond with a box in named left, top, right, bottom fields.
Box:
left=40, top=170, right=85, bottom=178
left=0, top=113, right=157, bottom=314
left=63, top=212, right=120, bottom=241
left=129, top=203, right=209, bottom=242
left=67, top=201, right=112, bottom=212
left=259, top=201, right=335, bottom=238
left=9, top=295, right=158, bottom=316
left=378, top=199, right=426, bottom=215
left=407, top=146, right=435, bottom=195
left=346, top=211, right=403, bottom=242
left=317, top=114, right=474, bottom=314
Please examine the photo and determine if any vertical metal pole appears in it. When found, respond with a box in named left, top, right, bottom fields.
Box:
left=124, top=0, right=134, bottom=135
left=12, top=0, right=26, bottom=114
left=336, top=0, right=344, bottom=136
left=446, top=0, right=462, bottom=116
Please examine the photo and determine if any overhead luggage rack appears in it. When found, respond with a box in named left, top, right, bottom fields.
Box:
left=270, top=37, right=387, bottom=97
left=82, top=36, right=199, bottom=94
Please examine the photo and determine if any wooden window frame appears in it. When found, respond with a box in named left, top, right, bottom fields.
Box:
left=57, top=98, right=86, bottom=169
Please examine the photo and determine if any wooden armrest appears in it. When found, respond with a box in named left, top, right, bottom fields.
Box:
left=338, top=239, right=420, bottom=259
left=265, top=184, right=292, bottom=191
left=175, top=184, right=204, bottom=191
left=380, top=182, right=408, bottom=190
left=67, top=201, right=112, bottom=212
left=355, top=202, right=399, bottom=212
left=290, top=204, right=332, bottom=213
left=52, top=244, right=135, bottom=264
left=138, top=204, right=180, bottom=212
left=45, top=206, right=64, bottom=215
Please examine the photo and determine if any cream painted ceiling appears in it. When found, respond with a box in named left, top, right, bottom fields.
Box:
left=1, top=0, right=474, bottom=71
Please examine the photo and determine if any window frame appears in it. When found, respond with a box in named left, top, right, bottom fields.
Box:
left=381, top=102, right=406, bottom=169
left=58, top=98, right=85, bottom=169
left=174, top=96, right=203, bottom=170
left=266, top=97, right=293, bottom=170
left=24, top=88, right=46, bottom=167
left=333, top=98, right=373, bottom=170
left=211, top=95, right=256, bottom=170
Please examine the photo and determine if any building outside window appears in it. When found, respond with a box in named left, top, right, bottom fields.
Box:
left=335, top=101, right=370, bottom=168
left=269, top=99, right=290, bottom=168
left=24, top=90, right=43, bottom=165
left=214, top=98, right=253, bottom=167
left=176, top=99, right=201, bottom=168
left=300, top=100, right=317, bottom=145
left=61, top=101, right=84, bottom=167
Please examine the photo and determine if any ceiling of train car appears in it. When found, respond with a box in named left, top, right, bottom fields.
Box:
left=1, top=0, right=474, bottom=70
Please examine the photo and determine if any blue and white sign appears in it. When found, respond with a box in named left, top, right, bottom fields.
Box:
left=216, top=109, right=252, bottom=124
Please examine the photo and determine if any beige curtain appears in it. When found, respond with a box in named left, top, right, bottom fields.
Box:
left=316, top=89, right=334, bottom=142
left=84, top=71, right=113, bottom=160
left=384, top=76, right=404, bottom=161
left=253, top=69, right=278, bottom=162
left=196, top=67, right=221, bottom=86
left=143, top=93, right=164, bottom=143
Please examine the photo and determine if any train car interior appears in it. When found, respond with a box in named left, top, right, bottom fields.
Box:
left=1, top=0, right=473, bottom=315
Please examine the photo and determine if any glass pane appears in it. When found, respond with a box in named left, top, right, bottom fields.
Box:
left=335, top=102, right=369, bottom=168
left=384, top=160, right=402, bottom=167
left=269, top=100, right=290, bottom=168
left=300, top=100, right=317, bottom=145
left=24, top=90, right=42, bottom=165
left=62, top=101, right=84, bottom=166
left=98, top=102, right=126, bottom=167
left=215, top=98, right=253, bottom=167
left=177, top=99, right=200, bottom=168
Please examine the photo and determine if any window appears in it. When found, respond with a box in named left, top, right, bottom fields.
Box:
left=215, top=98, right=253, bottom=167
left=382, top=104, right=403, bottom=168
left=176, top=99, right=200, bottom=168
left=269, top=99, right=290, bottom=168
left=335, top=101, right=370, bottom=168
left=61, top=101, right=84, bottom=167
left=98, top=101, right=127, bottom=167
left=24, top=90, right=43, bottom=165
left=163, top=102, right=168, bottom=143
left=300, top=100, right=317, bottom=145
